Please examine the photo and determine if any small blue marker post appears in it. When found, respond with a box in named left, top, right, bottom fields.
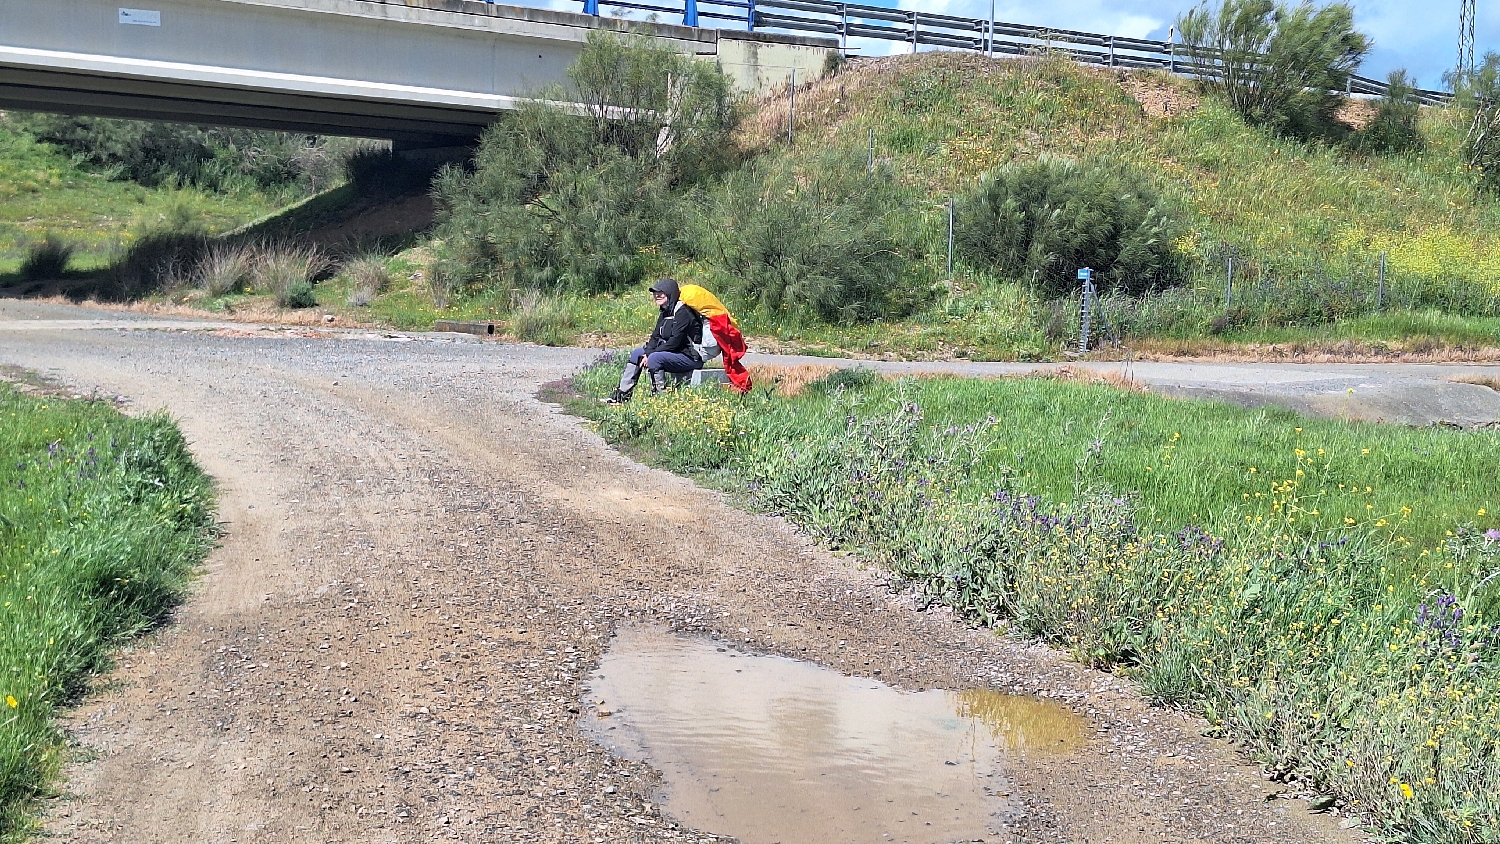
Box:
left=584, top=0, right=598, bottom=14
left=1077, top=268, right=1095, bottom=354
left=684, top=0, right=698, bottom=26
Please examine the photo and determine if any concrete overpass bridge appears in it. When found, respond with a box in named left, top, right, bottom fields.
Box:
left=0, top=0, right=832, bottom=147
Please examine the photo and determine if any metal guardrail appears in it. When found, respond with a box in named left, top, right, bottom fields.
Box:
left=749, top=0, right=1454, bottom=105
left=561, top=0, right=1453, bottom=106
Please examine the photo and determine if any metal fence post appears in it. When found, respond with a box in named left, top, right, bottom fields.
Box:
left=1079, top=280, right=1095, bottom=354
left=1086, top=266, right=1098, bottom=353
left=840, top=3, right=848, bottom=53
left=1109, top=35, right=1116, bottom=68
left=746, top=0, right=755, bottom=31
left=1225, top=256, right=1234, bottom=309
left=987, top=0, right=994, bottom=58
left=946, top=197, right=955, bottom=276
left=910, top=11, right=919, bottom=54
left=787, top=68, right=796, bottom=144
left=1377, top=251, right=1387, bottom=310
left=683, top=0, right=697, bottom=27
left=867, top=128, right=875, bottom=173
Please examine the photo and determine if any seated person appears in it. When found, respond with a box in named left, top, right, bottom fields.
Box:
left=607, top=278, right=703, bottom=404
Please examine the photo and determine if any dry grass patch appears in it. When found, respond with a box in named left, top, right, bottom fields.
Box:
left=745, top=364, right=838, bottom=397
left=1446, top=372, right=1500, bottom=391
left=1117, top=70, right=1201, bottom=118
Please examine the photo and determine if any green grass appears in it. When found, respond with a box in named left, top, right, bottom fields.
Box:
left=0, top=382, right=214, bottom=837
left=0, top=123, right=293, bottom=276
left=572, top=363, right=1500, bottom=843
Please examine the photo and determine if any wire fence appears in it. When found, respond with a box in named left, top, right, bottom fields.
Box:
left=551, top=0, right=1457, bottom=105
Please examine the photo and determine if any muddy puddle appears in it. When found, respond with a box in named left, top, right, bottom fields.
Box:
left=581, top=626, right=1086, bottom=844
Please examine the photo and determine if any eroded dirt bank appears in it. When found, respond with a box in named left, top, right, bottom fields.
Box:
left=0, top=321, right=1361, bottom=843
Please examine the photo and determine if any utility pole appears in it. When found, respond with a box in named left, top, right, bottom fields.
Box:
left=1460, top=0, right=1478, bottom=83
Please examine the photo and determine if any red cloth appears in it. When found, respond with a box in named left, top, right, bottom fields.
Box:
left=707, top=313, right=751, bottom=394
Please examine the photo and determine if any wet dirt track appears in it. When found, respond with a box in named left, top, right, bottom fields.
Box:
left=0, top=305, right=1365, bottom=843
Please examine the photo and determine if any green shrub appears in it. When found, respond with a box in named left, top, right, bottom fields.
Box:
left=1350, top=69, right=1423, bottom=155
left=433, top=31, right=735, bottom=294
left=1450, top=52, right=1500, bottom=194
left=280, top=280, right=316, bottom=309
left=1177, top=0, right=1370, bottom=140
left=10, top=113, right=365, bottom=195
left=693, top=151, right=935, bottom=323
left=439, top=145, right=680, bottom=294
left=18, top=235, right=73, bottom=281
left=955, top=157, right=1185, bottom=298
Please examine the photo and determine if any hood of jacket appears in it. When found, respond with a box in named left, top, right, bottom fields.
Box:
left=649, top=278, right=680, bottom=313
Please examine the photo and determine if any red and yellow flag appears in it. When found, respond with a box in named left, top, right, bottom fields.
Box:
left=678, top=284, right=751, bottom=394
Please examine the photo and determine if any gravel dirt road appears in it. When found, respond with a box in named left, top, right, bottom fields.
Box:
left=0, top=301, right=1381, bottom=843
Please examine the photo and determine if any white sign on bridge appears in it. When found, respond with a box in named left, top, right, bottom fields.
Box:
left=118, top=8, right=161, bottom=26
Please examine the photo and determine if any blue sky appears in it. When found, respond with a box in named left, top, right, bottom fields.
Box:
left=529, top=1, right=1491, bottom=91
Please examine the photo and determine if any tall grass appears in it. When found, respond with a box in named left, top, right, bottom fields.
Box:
left=255, top=243, right=327, bottom=309
left=340, top=254, right=390, bottom=307
left=17, top=236, right=73, bottom=282
left=0, top=384, right=214, bottom=836
left=99, top=231, right=208, bottom=301
left=510, top=289, right=577, bottom=346
left=575, top=362, right=1500, bottom=843
left=194, top=243, right=253, bottom=297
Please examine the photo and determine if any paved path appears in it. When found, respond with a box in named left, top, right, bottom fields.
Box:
left=8, top=300, right=1499, bottom=427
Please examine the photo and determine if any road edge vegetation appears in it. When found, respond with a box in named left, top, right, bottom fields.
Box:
left=565, top=359, right=1500, bottom=844
left=0, top=376, right=215, bottom=840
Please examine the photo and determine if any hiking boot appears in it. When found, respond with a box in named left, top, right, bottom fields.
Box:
left=649, top=370, right=670, bottom=395
left=604, top=387, right=632, bottom=404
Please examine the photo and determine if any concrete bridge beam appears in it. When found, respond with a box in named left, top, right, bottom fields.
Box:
left=0, top=0, right=836, bottom=143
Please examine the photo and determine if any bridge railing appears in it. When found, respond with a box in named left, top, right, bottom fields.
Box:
left=559, top=0, right=1453, bottom=106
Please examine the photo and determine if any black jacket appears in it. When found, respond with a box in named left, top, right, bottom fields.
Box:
left=642, top=302, right=703, bottom=359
